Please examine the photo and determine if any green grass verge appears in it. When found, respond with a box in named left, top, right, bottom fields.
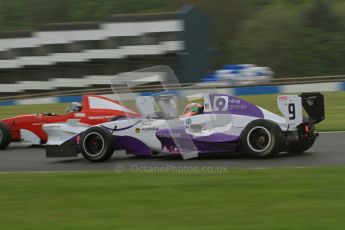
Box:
left=0, top=91, right=344, bottom=131
left=0, top=103, right=68, bottom=119
left=1, top=167, right=345, bottom=229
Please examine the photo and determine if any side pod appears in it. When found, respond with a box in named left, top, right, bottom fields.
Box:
left=46, top=140, right=78, bottom=158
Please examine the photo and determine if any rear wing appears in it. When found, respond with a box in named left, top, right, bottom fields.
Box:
left=300, top=92, right=325, bottom=124
left=277, top=92, right=325, bottom=127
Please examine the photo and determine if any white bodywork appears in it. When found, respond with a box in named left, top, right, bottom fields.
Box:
left=43, top=120, right=90, bottom=145
left=20, top=129, right=41, bottom=145
left=94, top=104, right=291, bottom=160
left=277, top=95, right=303, bottom=127
left=44, top=94, right=302, bottom=150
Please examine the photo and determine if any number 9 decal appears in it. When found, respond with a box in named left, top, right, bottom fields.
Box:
left=288, top=103, right=296, bottom=120
left=277, top=95, right=303, bottom=126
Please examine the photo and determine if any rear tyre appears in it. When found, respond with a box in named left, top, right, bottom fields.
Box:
left=0, top=122, right=11, bottom=150
left=286, top=138, right=315, bottom=154
left=286, top=124, right=316, bottom=154
left=80, top=127, right=114, bottom=162
left=241, top=119, right=285, bottom=158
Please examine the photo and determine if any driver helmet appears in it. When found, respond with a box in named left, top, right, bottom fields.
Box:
left=183, top=103, right=203, bottom=117
left=69, top=102, right=82, bottom=113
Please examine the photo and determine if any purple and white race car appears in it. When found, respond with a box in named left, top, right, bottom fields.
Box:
left=46, top=89, right=325, bottom=162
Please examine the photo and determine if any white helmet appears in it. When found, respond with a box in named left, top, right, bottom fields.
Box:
left=66, top=102, right=82, bottom=113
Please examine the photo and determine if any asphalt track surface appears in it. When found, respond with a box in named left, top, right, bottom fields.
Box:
left=0, top=132, right=344, bottom=172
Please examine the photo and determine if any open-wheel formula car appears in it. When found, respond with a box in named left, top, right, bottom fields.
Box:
left=46, top=66, right=325, bottom=162
left=0, top=95, right=139, bottom=149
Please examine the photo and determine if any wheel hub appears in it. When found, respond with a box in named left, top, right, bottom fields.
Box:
left=83, top=132, right=105, bottom=157
left=247, top=126, right=272, bottom=153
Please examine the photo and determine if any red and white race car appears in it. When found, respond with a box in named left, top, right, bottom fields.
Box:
left=0, top=95, right=139, bottom=149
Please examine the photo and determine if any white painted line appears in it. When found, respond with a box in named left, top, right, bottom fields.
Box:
left=17, top=97, right=58, bottom=105
left=280, top=82, right=342, bottom=93
left=248, top=166, right=317, bottom=170
left=319, top=131, right=345, bottom=134
left=249, top=167, right=270, bottom=170
left=0, top=165, right=331, bottom=174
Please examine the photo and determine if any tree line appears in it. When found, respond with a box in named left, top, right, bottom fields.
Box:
left=0, top=0, right=344, bottom=78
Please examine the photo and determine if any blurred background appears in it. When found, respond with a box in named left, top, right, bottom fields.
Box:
left=1, top=2, right=345, bottom=229
left=0, top=0, right=344, bottom=131
left=1, top=0, right=345, bottom=76
left=1, top=0, right=345, bottom=81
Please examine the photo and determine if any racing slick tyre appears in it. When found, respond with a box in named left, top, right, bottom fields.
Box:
left=80, top=127, right=114, bottom=162
left=241, top=119, right=285, bottom=158
left=286, top=124, right=316, bottom=154
left=286, top=138, right=315, bottom=154
left=0, top=122, right=11, bottom=150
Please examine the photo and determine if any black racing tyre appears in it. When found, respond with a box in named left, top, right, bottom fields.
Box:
left=0, top=122, right=11, bottom=150
left=286, top=138, right=315, bottom=154
left=286, top=123, right=316, bottom=154
left=241, top=119, right=285, bottom=158
left=80, top=127, right=114, bottom=162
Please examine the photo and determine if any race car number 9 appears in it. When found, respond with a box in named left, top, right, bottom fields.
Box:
left=213, top=96, right=228, bottom=112
left=288, top=103, right=296, bottom=120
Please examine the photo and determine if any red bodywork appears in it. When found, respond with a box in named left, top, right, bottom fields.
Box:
left=0, top=95, right=139, bottom=143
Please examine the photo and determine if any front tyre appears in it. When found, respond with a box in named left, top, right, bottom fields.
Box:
left=80, top=127, right=114, bottom=162
left=241, top=119, right=285, bottom=158
left=0, top=122, right=11, bottom=150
